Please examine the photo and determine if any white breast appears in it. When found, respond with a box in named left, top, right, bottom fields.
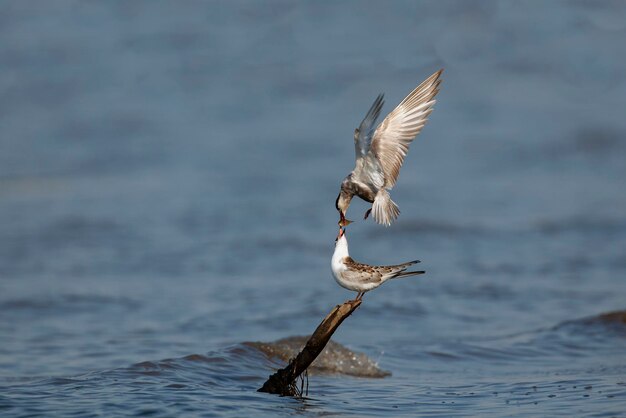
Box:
left=331, top=235, right=353, bottom=290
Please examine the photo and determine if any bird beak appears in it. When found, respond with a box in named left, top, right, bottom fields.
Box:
left=338, top=211, right=353, bottom=227
left=336, top=227, right=345, bottom=240
left=338, top=218, right=353, bottom=227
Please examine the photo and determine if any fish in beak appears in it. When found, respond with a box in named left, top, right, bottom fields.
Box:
left=338, top=211, right=353, bottom=227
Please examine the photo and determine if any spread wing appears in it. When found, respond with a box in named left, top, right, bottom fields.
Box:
left=370, top=69, right=443, bottom=188
left=354, top=94, right=384, bottom=162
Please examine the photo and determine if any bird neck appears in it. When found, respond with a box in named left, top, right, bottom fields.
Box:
left=333, top=236, right=349, bottom=261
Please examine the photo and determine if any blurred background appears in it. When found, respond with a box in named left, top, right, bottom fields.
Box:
left=1, top=1, right=625, bottom=416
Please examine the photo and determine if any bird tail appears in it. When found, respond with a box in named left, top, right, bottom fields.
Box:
left=390, top=260, right=425, bottom=279
left=372, top=189, right=400, bottom=226
left=392, top=270, right=426, bottom=279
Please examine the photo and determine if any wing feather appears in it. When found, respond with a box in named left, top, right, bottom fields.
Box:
left=370, top=69, right=443, bottom=188
left=344, top=257, right=420, bottom=282
left=354, top=94, right=384, bottom=161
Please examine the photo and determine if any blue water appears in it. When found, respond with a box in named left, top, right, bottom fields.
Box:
left=1, top=1, right=626, bottom=416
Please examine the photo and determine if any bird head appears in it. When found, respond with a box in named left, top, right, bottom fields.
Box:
left=335, top=191, right=353, bottom=226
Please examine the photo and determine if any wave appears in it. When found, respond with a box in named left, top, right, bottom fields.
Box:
left=244, top=336, right=390, bottom=378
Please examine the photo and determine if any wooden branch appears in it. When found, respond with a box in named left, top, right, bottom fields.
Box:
left=258, top=298, right=362, bottom=396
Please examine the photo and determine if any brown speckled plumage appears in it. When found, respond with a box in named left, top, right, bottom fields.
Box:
left=332, top=231, right=425, bottom=299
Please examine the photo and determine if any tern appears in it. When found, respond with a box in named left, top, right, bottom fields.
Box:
left=336, top=69, right=443, bottom=226
left=331, top=228, right=425, bottom=300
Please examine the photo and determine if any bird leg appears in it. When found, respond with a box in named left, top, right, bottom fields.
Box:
left=363, top=208, right=372, bottom=220
left=355, top=292, right=364, bottom=301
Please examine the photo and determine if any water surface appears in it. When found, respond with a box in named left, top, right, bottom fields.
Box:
left=1, top=1, right=626, bottom=416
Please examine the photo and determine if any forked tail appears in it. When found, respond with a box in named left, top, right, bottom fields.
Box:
left=391, top=260, right=425, bottom=279
left=392, top=270, right=425, bottom=279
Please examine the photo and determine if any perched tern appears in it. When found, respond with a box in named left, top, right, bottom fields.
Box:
left=331, top=228, right=425, bottom=300
left=336, top=69, right=443, bottom=226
